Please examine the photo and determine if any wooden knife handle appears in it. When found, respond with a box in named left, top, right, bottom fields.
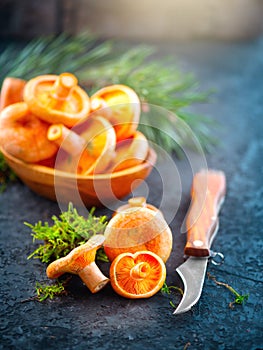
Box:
left=184, top=170, right=226, bottom=257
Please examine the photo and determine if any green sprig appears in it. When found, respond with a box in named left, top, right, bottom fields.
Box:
left=161, top=281, right=184, bottom=309
left=26, top=203, right=108, bottom=263
left=35, top=280, right=68, bottom=302
left=208, top=273, right=249, bottom=309
left=21, top=279, right=70, bottom=303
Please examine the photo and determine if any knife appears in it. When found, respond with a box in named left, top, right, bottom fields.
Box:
left=174, top=169, right=226, bottom=315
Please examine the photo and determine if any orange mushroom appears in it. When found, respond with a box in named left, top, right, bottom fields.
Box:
left=23, top=73, right=90, bottom=127
left=90, top=84, right=141, bottom=141
left=0, top=102, right=58, bottom=163
left=104, top=200, right=173, bottom=263
left=0, top=77, right=26, bottom=111
left=47, top=115, right=116, bottom=174
left=46, top=235, right=110, bottom=294
left=106, top=131, right=149, bottom=173
left=110, top=250, right=166, bottom=299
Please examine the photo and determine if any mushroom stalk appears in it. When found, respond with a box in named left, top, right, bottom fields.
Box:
left=48, top=124, right=86, bottom=156
left=130, top=262, right=150, bottom=280
left=128, top=197, right=146, bottom=208
left=47, top=123, right=98, bottom=174
left=79, top=262, right=110, bottom=293
left=52, top=73, right=78, bottom=100
left=90, top=97, right=112, bottom=119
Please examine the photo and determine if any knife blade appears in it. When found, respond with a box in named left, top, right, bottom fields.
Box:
left=174, top=169, right=226, bottom=315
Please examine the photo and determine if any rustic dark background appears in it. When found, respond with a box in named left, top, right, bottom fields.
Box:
left=0, top=0, right=74, bottom=39
left=0, top=1, right=263, bottom=349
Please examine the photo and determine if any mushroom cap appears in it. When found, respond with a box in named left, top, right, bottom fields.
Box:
left=104, top=206, right=173, bottom=262
left=48, top=115, right=116, bottom=175
left=106, top=131, right=149, bottom=173
left=74, top=115, right=117, bottom=175
left=90, top=84, right=141, bottom=141
left=0, top=102, right=58, bottom=163
left=110, top=250, right=166, bottom=299
left=23, top=73, right=91, bottom=127
left=46, top=234, right=105, bottom=279
left=0, top=77, right=26, bottom=111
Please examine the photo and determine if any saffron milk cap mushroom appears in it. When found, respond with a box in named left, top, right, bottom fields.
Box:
left=0, top=102, right=58, bottom=163
left=0, top=77, right=26, bottom=111
left=47, top=115, right=116, bottom=174
left=46, top=234, right=110, bottom=293
left=23, top=73, right=90, bottom=127
left=90, top=84, right=141, bottom=140
left=110, top=250, right=167, bottom=299
left=104, top=200, right=173, bottom=263
left=106, top=131, right=149, bottom=173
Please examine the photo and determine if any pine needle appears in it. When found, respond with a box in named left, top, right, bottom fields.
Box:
left=80, top=46, right=214, bottom=153
left=0, top=33, right=112, bottom=82
left=161, top=281, right=184, bottom=309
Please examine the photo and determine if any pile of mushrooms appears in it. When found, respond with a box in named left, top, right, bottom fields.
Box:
left=46, top=197, right=173, bottom=298
left=0, top=73, right=150, bottom=175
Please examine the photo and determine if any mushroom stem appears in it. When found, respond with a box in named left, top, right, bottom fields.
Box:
left=128, top=197, right=146, bottom=208
left=130, top=262, right=150, bottom=280
left=91, top=97, right=104, bottom=110
left=52, top=73, right=78, bottom=100
left=90, top=96, right=112, bottom=119
left=78, top=262, right=110, bottom=293
left=47, top=123, right=97, bottom=173
left=47, top=124, right=86, bottom=156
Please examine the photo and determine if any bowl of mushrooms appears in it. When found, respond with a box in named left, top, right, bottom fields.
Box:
left=0, top=73, right=156, bottom=207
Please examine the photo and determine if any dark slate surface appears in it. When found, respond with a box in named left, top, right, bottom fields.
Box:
left=1, top=38, right=263, bottom=350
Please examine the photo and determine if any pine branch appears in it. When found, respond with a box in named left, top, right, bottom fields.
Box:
left=76, top=43, right=215, bottom=153
left=0, top=33, right=112, bottom=83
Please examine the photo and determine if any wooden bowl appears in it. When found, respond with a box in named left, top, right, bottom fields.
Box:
left=1, top=146, right=157, bottom=207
